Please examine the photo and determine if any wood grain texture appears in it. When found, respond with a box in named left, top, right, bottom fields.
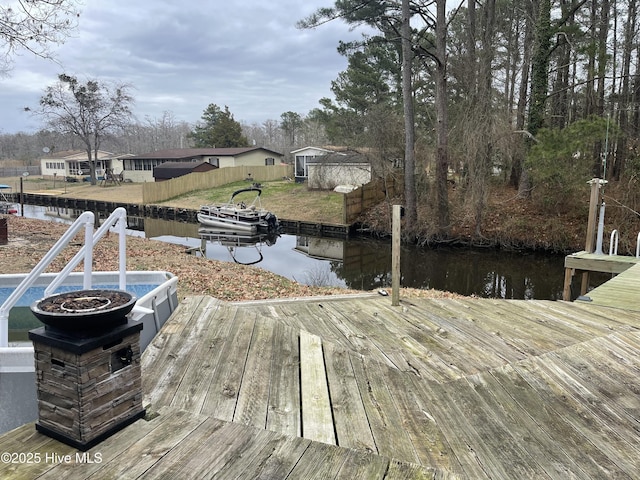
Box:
left=4, top=290, right=640, bottom=479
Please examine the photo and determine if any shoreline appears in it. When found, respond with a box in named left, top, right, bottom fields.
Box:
left=1, top=215, right=461, bottom=302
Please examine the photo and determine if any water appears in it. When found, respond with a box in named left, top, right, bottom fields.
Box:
left=1, top=283, right=163, bottom=342
left=19, top=205, right=570, bottom=300
left=0, top=284, right=161, bottom=307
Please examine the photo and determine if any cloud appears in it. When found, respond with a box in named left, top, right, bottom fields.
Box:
left=0, top=0, right=370, bottom=133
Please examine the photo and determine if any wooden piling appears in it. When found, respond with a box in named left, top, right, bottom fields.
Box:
left=391, top=205, right=401, bottom=306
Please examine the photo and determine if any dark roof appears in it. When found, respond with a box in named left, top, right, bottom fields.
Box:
left=153, top=161, right=216, bottom=179
left=306, top=150, right=370, bottom=164
left=131, top=147, right=283, bottom=160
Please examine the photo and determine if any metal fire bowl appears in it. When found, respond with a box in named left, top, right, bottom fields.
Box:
left=30, top=289, right=137, bottom=332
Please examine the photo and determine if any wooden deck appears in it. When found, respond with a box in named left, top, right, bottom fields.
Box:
left=578, top=261, right=640, bottom=311
left=562, top=250, right=640, bottom=299
left=3, top=292, right=640, bottom=478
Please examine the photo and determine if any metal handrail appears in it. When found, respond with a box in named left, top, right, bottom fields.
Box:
left=44, top=207, right=127, bottom=296
left=0, top=211, right=94, bottom=347
left=0, top=207, right=128, bottom=347
left=636, top=232, right=640, bottom=258
left=609, top=229, right=619, bottom=256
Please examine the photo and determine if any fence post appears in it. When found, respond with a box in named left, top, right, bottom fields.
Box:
left=391, top=204, right=402, bottom=306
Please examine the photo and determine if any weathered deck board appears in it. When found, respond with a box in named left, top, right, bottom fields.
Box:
left=199, top=308, right=257, bottom=421
left=436, top=298, right=583, bottom=352
left=142, top=296, right=227, bottom=408
left=472, top=367, right=585, bottom=478
left=322, top=342, right=377, bottom=452
left=565, top=251, right=640, bottom=274
left=530, top=299, right=640, bottom=333
left=349, top=350, right=419, bottom=464
left=263, top=299, right=395, bottom=365
left=0, top=411, right=451, bottom=479
left=264, top=321, right=301, bottom=437
left=67, top=408, right=209, bottom=479
left=299, top=330, right=336, bottom=445
left=487, top=364, right=611, bottom=478
left=513, top=357, right=640, bottom=478
left=380, top=366, right=463, bottom=473
left=322, top=298, right=481, bottom=377
left=233, top=316, right=277, bottom=428
left=581, top=262, right=640, bottom=311
left=164, top=302, right=237, bottom=413
left=548, top=345, right=640, bottom=449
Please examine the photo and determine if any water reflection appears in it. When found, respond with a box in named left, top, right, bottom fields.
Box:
left=21, top=205, right=567, bottom=299
left=197, top=228, right=279, bottom=265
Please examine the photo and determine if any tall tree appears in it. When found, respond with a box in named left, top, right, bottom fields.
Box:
left=189, top=104, right=249, bottom=148
left=312, top=38, right=400, bottom=146
left=612, top=0, right=636, bottom=180
left=401, top=0, right=417, bottom=228
left=432, top=0, right=451, bottom=235
left=299, top=0, right=453, bottom=235
left=0, top=0, right=80, bottom=74
left=280, top=111, right=304, bottom=146
left=38, top=74, right=133, bottom=184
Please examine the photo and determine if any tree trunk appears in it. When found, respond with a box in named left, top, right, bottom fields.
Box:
left=435, top=0, right=450, bottom=235
left=528, top=0, right=551, bottom=137
left=613, top=0, right=636, bottom=180
left=472, top=0, right=496, bottom=236
left=511, top=0, right=536, bottom=190
left=401, top=0, right=417, bottom=229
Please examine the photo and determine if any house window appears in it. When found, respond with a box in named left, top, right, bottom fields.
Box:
left=265, top=157, right=275, bottom=166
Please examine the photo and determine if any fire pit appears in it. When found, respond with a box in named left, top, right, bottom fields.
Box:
left=30, top=289, right=136, bottom=334
left=28, top=288, right=144, bottom=450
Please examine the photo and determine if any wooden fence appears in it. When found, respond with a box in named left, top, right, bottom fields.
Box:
left=343, top=176, right=403, bottom=224
left=142, top=165, right=293, bottom=204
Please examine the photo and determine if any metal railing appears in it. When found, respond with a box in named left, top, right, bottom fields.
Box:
left=609, top=230, right=619, bottom=256
left=0, top=207, right=128, bottom=347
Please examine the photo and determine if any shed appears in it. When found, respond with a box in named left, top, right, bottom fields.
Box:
left=307, top=150, right=372, bottom=189
left=152, top=161, right=217, bottom=182
left=291, top=146, right=372, bottom=188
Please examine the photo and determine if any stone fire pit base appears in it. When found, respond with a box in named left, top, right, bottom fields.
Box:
left=29, top=321, right=145, bottom=451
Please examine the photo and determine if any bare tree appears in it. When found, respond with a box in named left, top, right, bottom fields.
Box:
left=0, top=0, right=80, bottom=74
left=38, top=74, right=133, bottom=184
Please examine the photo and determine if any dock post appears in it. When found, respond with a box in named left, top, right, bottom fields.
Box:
left=391, top=205, right=402, bottom=306
left=585, top=178, right=602, bottom=253
left=579, top=178, right=606, bottom=296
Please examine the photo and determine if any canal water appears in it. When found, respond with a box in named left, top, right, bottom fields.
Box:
left=20, top=205, right=574, bottom=300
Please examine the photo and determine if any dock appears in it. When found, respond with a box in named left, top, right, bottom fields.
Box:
left=2, top=288, right=640, bottom=478
left=562, top=250, right=640, bottom=300
left=576, top=261, right=640, bottom=311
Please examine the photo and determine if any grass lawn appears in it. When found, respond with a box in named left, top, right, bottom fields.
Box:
left=164, top=180, right=345, bottom=224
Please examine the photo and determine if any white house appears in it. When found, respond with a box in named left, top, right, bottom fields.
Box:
left=291, top=146, right=335, bottom=182
left=291, top=146, right=372, bottom=189
left=40, top=150, right=129, bottom=181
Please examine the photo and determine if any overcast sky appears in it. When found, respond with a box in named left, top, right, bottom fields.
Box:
left=0, top=0, right=370, bottom=134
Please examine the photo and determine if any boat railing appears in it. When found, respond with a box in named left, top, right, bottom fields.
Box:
left=0, top=207, right=128, bottom=347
